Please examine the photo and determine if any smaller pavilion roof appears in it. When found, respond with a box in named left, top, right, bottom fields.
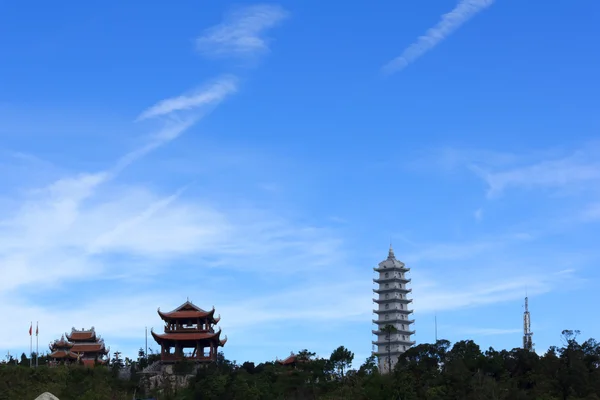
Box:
left=50, top=336, right=73, bottom=349
left=49, top=350, right=78, bottom=359
left=278, top=353, right=297, bottom=365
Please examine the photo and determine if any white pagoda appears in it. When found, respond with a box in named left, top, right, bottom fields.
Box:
left=372, top=245, right=415, bottom=373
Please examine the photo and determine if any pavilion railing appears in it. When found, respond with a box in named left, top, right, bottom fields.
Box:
left=161, top=353, right=213, bottom=362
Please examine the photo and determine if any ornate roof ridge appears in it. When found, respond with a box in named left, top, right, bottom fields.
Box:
left=220, top=335, right=228, bottom=346
left=70, top=326, right=96, bottom=333
left=167, top=300, right=209, bottom=313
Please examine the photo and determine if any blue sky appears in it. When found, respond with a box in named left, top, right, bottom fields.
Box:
left=1, top=0, right=599, bottom=365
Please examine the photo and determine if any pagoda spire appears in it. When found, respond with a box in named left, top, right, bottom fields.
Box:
left=388, top=243, right=395, bottom=259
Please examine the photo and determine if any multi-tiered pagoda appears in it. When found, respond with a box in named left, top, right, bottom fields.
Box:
left=151, top=300, right=227, bottom=363
left=372, top=245, right=416, bottom=373
left=49, top=327, right=109, bottom=367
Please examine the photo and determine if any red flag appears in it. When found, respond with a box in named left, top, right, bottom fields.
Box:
left=28, top=323, right=32, bottom=336
left=36, top=322, right=38, bottom=336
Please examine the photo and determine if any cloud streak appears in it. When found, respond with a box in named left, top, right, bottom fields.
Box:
left=196, top=4, right=288, bottom=59
left=382, top=0, right=494, bottom=75
left=413, top=269, right=578, bottom=314
left=137, top=76, right=238, bottom=121
left=466, top=146, right=600, bottom=198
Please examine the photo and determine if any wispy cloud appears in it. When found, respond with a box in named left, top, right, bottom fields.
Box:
left=474, top=208, right=483, bottom=222
left=0, top=6, right=297, bottom=358
left=382, top=0, right=495, bottom=75
left=469, top=146, right=600, bottom=198
left=137, top=76, right=238, bottom=121
left=196, top=4, right=288, bottom=59
left=0, top=77, right=240, bottom=282
left=413, top=269, right=580, bottom=313
left=412, top=145, right=600, bottom=216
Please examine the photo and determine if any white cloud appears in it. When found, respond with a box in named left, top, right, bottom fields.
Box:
left=0, top=158, right=353, bottom=358
left=137, top=76, right=237, bottom=121
left=472, top=151, right=600, bottom=198
left=413, top=269, right=578, bottom=314
left=0, top=175, right=346, bottom=292
left=474, top=208, right=483, bottom=222
left=196, top=4, right=288, bottom=59
left=0, top=8, right=309, bottom=363
left=382, top=0, right=495, bottom=75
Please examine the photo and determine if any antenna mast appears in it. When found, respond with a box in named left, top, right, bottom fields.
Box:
left=523, top=296, right=534, bottom=351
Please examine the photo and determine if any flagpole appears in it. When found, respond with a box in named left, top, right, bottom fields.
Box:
left=29, top=321, right=32, bottom=368
left=36, top=322, right=39, bottom=368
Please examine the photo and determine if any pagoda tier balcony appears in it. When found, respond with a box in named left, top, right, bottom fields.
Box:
left=373, top=277, right=411, bottom=285
left=373, top=297, right=413, bottom=304
left=373, top=318, right=415, bottom=325
left=373, top=309, right=413, bottom=315
left=164, top=326, right=215, bottom=334
left=374, top=266, right=410, bottom=273
left=372, top=339, right=416, bottom=347
left=373, top=287, right=412, bottom=294
left=372, top=349, right=406, bottom=357
left=372, top=329, right=416, bottom=336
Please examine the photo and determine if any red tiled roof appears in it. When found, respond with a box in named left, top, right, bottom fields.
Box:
left=67, top=331, right=96, bottom=341
left=151, top=330, right=219, bottom=342
left=71, top=343, right=107, bottom=353
left=158, top=309, right=214, bottom=319
left=279, top=354, right=297, bottom=365
left=49, top=350, right=78, bottom=359
left=157, top=301, right=221, bottom=322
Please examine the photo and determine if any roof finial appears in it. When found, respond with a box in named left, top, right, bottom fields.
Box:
left=388, top=242, right=395, bottom=259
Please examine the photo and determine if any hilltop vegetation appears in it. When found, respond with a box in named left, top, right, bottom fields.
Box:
left=1, top=330, right=599, bottom=399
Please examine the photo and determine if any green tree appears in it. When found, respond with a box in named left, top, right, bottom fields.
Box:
left=330, top=346, right=354, bottom=379
left=137, top=347, right=148, bottom=370
left=358, top=355, right=378, bottom=376
left=19, top=353, right=28, bottom=367
left=381, top=324, right=398, bottom=373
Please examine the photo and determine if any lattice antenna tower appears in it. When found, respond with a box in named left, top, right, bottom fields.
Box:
left=523, top=296, right=534, bottom=351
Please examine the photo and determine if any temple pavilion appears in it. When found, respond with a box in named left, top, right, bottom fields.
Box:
left=151, top=300, right=227, bottom=363
left=48, top=327, right=109, bottom=367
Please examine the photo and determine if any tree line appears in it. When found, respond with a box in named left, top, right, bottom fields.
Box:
left=0, top=329, right=598, bottom=399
